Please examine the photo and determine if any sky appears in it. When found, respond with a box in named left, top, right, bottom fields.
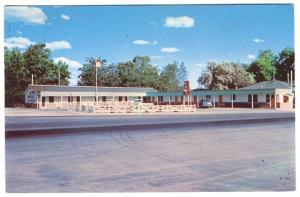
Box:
left=4, top=4, right=294, bottom=88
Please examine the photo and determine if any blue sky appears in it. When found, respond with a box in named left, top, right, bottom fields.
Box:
left=4, top=4, right=294, bottom=88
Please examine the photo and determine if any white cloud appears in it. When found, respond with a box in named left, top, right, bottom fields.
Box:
left=53, top=57, right=82, bottom=69
left=247, top=54, right=256, bottom=59
left=45, top=41, right=71, bottom=50
left=61, top=14, right=70, bottom=20
left=161, top=47, right=181, bottom=53
left=133, top=40, right=150, bottom=45
left=133, top=40, right=158, bottom=45
left=164, top=16, right=194, bottom=28
left=4, top=37, right=35, bottom=49
left=5, top=6, right=47, bottom=25
left=253, top=38, right=264, bottom=43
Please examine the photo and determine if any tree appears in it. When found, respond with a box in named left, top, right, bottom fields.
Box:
left=116, top=61, right=138, bottom=87
left=176, top=62, right=188, bottom=91
left=159, top=62, right=180, bottom=92
left=247, top=50, right=277, bottom=82
left=275, top=47, right=294, bottom=81
left=5, top=48, right=28, bottom=106
left=198, top=61, right=255, bottom=90
left=100, top=63, right=120, bottom=87
left=53, top=61, right=71, bottom=85
left=5, top=44, right=71, bottom=106
left=133, top=56, right=160, bottom=89
left=77, top=57, right=107, bottom=86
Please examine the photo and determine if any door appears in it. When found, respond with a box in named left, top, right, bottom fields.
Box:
left=218, top=95, right=224, bottom=107
left=42, top=97, right=45, bottom=107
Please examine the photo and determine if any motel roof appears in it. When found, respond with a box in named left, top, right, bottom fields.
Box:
left=25, top=85, right=157, bottom=94
left=240, top=80, right=291, bottom=90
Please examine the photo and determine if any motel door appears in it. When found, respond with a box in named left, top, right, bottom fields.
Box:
left=218, top=95, right=224, bottom=107
left=42, top=97, right=45, bottom=107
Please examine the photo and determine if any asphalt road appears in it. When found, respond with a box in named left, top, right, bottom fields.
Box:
left=5, top=113, right=295, bottom=192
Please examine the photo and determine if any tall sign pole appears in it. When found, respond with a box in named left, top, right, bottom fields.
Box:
left=184, top=81, right=190, bottom=106
left=95, top=59, right=102, bottom=102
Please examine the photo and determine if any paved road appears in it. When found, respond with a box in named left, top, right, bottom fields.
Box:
left=5, top=110, right=294, bottom=131
left=6, top=115, right=295, bottom=192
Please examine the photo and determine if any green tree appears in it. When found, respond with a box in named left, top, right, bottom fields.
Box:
left=53, top=61, right=71, bottom=85
left=5, top=48, right=27, bottom=106
left=176, top=62, right=188, bottom=91
left=100, top=63, right=120, bottom=87
left=247, top=50, right=277, bottom=82
left=116, top=61, right=138, bottom=87
left=198, top=61, right=255, bottom=90
left=275, top=47, right=294, bottom=81
left=159, top=62, right=180, bottom=92
left=5, top=44, right=71, bottom=106
left=77, top=57, right=107, bottom=86
left=133, top=56, right=160, bottom=89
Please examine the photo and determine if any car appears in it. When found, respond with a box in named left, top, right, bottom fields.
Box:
left=200, top=98, right=213, bottom=108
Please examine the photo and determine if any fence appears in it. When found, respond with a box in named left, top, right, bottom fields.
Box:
left=65, top=101, right=196, bottom=113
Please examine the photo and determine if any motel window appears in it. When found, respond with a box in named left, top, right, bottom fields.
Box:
left=232, top=95, right=236, bottom=100
left=266, top=94, right=270, bottom=102
left=125, top=97, right=128, bottom=102
left=158, top=96, right=163, bottom=102
left=68, top=96, right=73, bottom=102
left=76, top=96, right=80, bottom=103
left=102, top=96, right=106, bottom=102
left=248, top=94, right=258, bottom=102
left=49, top=96, right=54, bottom=103
left=119, top=97, right=122, bottom=102
left=206, top=95, right=211, bottom=99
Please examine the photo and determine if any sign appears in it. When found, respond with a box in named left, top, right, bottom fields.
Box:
left=184, top=80, right=190, bottom=95
left=25, top=88, right=37, bottom=103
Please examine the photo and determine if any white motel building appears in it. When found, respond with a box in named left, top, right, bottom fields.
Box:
left=24, top=80, right=294, bottom=110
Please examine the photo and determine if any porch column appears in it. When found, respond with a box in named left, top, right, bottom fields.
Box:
left=213, top=95, right=215, bottom=108
left=61, top=96, right=63, bottom=108
left=274, top=94, right=277, bottom=109
left=169, top=96, right=171, bottom=105
left=251, top=94, right=254, bottom=109
left=157, top=96, right=159, bottom=106
left=269, top=94, right=272, bottom=108
left=231, top=95, right=233, bottom=108
left=196, top=96, right=199, bottom=108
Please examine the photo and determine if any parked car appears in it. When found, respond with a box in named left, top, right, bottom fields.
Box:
left=200, top=98, right=213, bottom=108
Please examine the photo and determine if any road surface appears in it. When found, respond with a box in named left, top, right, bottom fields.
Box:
left=5, top=112, right=295, bottom=192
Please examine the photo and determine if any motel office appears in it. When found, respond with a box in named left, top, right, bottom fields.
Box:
left=24, top=80, right=294, bottom=110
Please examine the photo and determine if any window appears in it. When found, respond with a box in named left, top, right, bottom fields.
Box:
left=248, top=94, right=258, bottom=102
left=253, top=95, right=258, bottom=102
left=76, top=96, right=80, bottom=103
left=232, top=95, right=236, bottom=101
left=125, top=97, right=128, bottom=102
left=284, top=96, right=289, bottom=103
left=68, top=96, right=73, bottom=103
left=49, top=96, right=54, bottom=103
left=102, top=96, right=106, bottom=102
left=266, top=94, right=270, bottom=102
left=119, top=97, right=123, bottom=102
left=206, top=95, right=211, bottom=99
left=158, top=96, right=163, bottom=102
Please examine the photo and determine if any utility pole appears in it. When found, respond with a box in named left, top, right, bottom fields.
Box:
left=290, top=70, right=293, bottom=90
left=58, top=67, right=60, bottom=86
